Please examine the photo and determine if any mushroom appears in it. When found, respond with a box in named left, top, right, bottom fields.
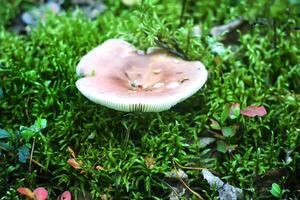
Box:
left=76, top=39, right=208, bottom=112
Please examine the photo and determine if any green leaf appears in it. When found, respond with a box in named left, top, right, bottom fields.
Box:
left=216, top=141, right=227, bottom=153
left=221, top=107, right=230, bottom=124
left=20, top=118, right=47, bottom=140
left=229, top=103, right=240, bottom=119
left=210, top=119, right=221, bottom=130
left=0, top=128, right=11, bottom=139
left=18, top=145, right=30, bottom=163
left=21, top=129, right=36, bottom=141
left=270, top=183, right=282, bottom=198
left=222, top=127, right=234, bottom=137
left=29, top=118, right=47, bottom=132
left=35, top=118, right=47, bottom=130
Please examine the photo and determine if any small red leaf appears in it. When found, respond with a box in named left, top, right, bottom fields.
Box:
left=17, top=187, right=35, bottom=199
left=60, top=191, right=72, bottom=200
left=33, top=187, right=48, bottom=200
left=67, top=159, right=81, bottom=169
left=240, top=106, right=267, bottom=117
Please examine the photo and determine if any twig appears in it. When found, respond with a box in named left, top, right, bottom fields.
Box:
left=174, top=160, right=206, bottom=171
left=172, top=161, right=205, bottom=200
left=207, top=130, right=224, bottom=139
left=29, top=157, right=53, bottom=175
left=174, top=160, right=219, bottom=176
left=155, top=39, right=187, bottom=60
left=29, top=137, right=36, bottom=172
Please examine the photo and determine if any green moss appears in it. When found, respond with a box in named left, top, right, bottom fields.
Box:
left=0, top=0, right=300, bottom=199
left=0, top=0, right=21, bottom=27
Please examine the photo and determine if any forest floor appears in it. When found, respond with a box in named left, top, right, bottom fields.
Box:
left=0, top=0, right=300, bottom=199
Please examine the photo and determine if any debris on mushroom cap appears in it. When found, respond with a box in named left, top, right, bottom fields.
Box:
left=76, top=39, right=208, bottom=112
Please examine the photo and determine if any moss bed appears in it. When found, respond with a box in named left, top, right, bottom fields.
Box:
left=0, top=0, right=300, bottom=199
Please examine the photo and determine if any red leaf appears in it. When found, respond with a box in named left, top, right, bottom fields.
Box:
left=67, top=158, right=81, bottom=169
left=240, top=106, right=267, bottom=117
left=17, top=187, right=35, bottom=199
left=33, top=187, right=48, bottom=200
left=60, top=191, right=72, bottom=200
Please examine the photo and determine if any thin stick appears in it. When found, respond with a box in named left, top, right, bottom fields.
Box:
left=30, top=158, right=53, bottom=174
left=172, top=161, right=205, bottom=200
left=29, top=137, right=36, bottom=172
left=174, top=160, right=219, bottom=175
left=174, top=160, right=206, bottom=171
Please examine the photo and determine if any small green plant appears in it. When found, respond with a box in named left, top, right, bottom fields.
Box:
left=270, top=183, right=288, bottom=199
left=210, top=104, right=239, bottom=153
left=0, top=118, right=47, bottom=163
left=209, top=103, right=267, bottom=153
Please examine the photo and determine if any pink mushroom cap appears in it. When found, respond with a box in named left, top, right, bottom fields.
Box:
left=76, top=39, right=208, bottom=112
